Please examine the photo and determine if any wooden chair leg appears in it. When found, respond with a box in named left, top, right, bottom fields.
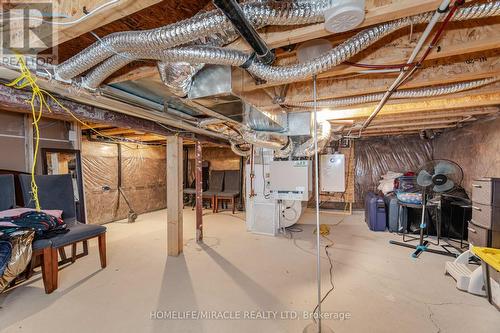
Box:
left=58, top=247, right=67, bottom=262
left=98, top=233, right=107, bottom=269
left=232, top=197, right=235, bottom=214
left=25, top=255, right=36, bottom=279
left=71, top=243, right=77, bottom=263
left=41, top=248, right=53, bottom=294
left=83, top=240, right=89, bottom=256
left=51, top=247, right=59, bottom=291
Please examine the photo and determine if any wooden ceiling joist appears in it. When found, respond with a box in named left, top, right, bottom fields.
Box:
left=239, top=19, right=500, bottom=92
left=5, top=1, right=163, bottom=51
left=109, top=0, right=485, bottom=85
left=361, top=123, right=458, bottom=135
left=359, top=107, right=499, bottom=123
left=123, top=134, right=166, bottom=142
left=229, top=0, right=473, bottom=51
left=366, top=117, right=476, bottom=130
left=316, top=91, right=500, bottom=121
left=97, top=128, right=138, bottom=136
left=281, top=52, right=500, bottom=104
left=84, top=123, right=113, bottom=129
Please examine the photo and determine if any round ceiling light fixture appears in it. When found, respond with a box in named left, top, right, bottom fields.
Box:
left=324, top=0, right=366, bottom=33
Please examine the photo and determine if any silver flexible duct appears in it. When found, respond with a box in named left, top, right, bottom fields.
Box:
left=275, top=137, right=294, bottom=158
left=293, top=121, right=332, bottom=157
left=231, top=142, right=252, bottom=157
left=284, top=77, right=499, bottom=108
left=82, top=46, right=250, bottom=89
left=246, top=1, right=500, bottom=83
left=55, top=0, right=328, bottom=81
left=241, top=128, right=286, bottom=150
left=158, top=24, right=242, bottom=97
left=157, top=61, right=205, bottom=97
left=79, top=1, right=500, bottom=90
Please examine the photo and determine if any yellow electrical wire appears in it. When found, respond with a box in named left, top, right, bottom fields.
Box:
left=6, top=55, right=49, bottom=211
left=4, top=55, right=166, bottom=209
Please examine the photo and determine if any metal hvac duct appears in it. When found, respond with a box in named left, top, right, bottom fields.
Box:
left=284, top=78, right=499, bottom=108
left=293, top=121, right=332, bottom=157
left=77, top=1, right=500, bottom=90
left=55, top=0, right=329, bottom=81
left=213, top=0, right=275, bottom=64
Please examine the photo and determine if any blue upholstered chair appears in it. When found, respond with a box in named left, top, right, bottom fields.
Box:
left=19, top=174, right=107, bottom=293
left=0, top=174, right=16, bottom=211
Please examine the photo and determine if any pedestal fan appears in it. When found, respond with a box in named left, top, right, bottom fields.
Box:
left=391, top=159, right=464, bottom=258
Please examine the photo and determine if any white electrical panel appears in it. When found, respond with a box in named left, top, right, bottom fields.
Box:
left=269, top=160, right=312, bottom=201
left=320, top=154, right=345, bottom=192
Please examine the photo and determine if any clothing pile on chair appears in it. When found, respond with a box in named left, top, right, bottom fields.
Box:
left=0, top=208, right=69, bottom=292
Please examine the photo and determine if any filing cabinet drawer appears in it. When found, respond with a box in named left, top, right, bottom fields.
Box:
left=471, top=202, right=500, bottom=230
left=468, top=222, right=489, bottom=247
left=472, top=178, right=499, bottom=207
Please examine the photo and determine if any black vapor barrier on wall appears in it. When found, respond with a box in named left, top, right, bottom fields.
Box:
left=354, top=135, right=433, bottom=203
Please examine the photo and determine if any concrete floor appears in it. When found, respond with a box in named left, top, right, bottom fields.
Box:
left=0, top=208, right=498, bottom=333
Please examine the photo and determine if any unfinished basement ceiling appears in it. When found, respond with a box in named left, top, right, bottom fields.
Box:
left=1, top=0, right=499, bottom=148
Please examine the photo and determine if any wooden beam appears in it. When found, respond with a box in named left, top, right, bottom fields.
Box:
left=107, top=65, right=158, bottom=84
left=195, top=141, right=203, bottom=243
left=85, top=123, right=113, bottom=129
left=229, top=0, right=471, bottom=51
left=110, top=0, right=450, bottom=84
left=361, top=131, right=423, bottom=137
left=238, top=19, right=500, bottom=91
left=361, top=124, right=458, bottom=135
left=98, top=128, right=137, bottom=136
left=282, top=52, right=500, bottom=104
left=362, top=107, right=499, bottom=123
left=315, top=92, right=500, bottom=120
left=5, top=1, right=162, bottom=50
left=167, top=136, right=184, bottom=256
left=0, top=83, right=225, bottom=144
left=121, top=134, right=166, bottom=142
left=366, top=117, right=476, bottom=130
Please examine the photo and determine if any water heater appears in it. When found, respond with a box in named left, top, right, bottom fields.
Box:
left=320, top=154, right=346, bottom=192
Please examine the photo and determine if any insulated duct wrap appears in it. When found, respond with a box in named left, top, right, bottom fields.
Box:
left=231, top=142, right=252, bottom=157
left=157, top=22, right=243, bottom=97
left=293, top=121, right=332, bottom=157
left=55, top=0, right=328, bottom=81
left=76, top=1, right=500, bottom=90
left=284, top=78, right=498, bottom=108
left=246, top=1, right=500, bottom=83
left=82, top=47, right=250, bottom=89
left=157, top=62, right=205, bottom=97
left=241, top=128, right=287, bottom=150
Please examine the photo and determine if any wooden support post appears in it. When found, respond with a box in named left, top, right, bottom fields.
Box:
left=195, top=141, right=203, bottom=242
left=167, top=136, right=183, bottom=256
left=23, top=114, right=33, bottom=173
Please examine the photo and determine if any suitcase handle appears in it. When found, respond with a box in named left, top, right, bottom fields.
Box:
left=471, top=206, right=482, bottom=211
left=467, top=226, right=477, bottom=234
